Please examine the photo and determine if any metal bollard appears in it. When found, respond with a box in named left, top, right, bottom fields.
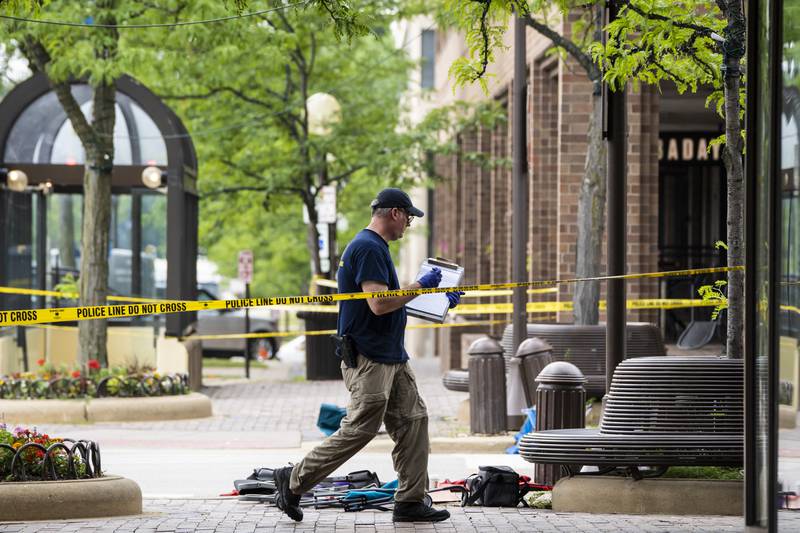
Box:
left=534, top=361, right=586, bottom=486
left=506, top=356, right=526, bottom=430
left=517, top=337, right=554, bottom=406
left=507, top=337, right=554, bottom=430
left=468, top=337, right=507, bottom=434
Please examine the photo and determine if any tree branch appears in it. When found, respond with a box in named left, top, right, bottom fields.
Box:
left=329, top=164, right=365, bottom=184
left=524, top=15, right=600, bottom=81
left=470, top=0, right=492, bottom=81
left=158, top=85, right=272, bottom=110
left=622, top=0, right=715, bottom=37
left=651, top=58, right=689, bottom=86
left=202, top=185, right=272, bottom=197
left=221, top=158, right=306, bottom=194
left=20, top=37, right=98, bottom=149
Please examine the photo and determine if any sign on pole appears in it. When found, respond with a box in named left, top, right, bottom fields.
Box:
left=302, top=185, right=337, bottom=225
left=317, top=185, right=337, bottom=224
left=238, top=250, right=253, bottom=284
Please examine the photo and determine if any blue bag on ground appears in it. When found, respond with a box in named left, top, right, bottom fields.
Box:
left=506, top=407, right=536, bottom=454
left=317, top=403, right=347, bottom=436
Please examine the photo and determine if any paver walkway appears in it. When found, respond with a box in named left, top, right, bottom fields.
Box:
left=0, top=499, right=749, bottom=532
left=43, top=357, right=469, bottom=441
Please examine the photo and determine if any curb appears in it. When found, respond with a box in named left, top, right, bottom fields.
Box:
left=553, top=476, right=744, bottom=515
left=302, top=434, right=514, bottom=454
left=0, top=475, right=142, bottom=521
left=0, top=392, right=213, bottom=424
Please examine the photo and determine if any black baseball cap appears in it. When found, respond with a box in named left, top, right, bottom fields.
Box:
left=370, top=188, right=424, bottom=217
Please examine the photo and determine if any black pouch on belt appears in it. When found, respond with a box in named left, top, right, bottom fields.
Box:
left=332, top=334, right=358, bottom=368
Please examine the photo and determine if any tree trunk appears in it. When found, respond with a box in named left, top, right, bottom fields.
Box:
left=721, top=0, right=746, bottom=359
left=573, top=93, right=607, bottom=325
left=78, top=80, right=116, bottom=366
left=304, top=194, right=322, bottom=276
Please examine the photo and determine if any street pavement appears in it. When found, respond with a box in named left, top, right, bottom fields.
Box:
left=0, top=352, right=756, bottom=532
left=0, top=502, right=747, bottom=532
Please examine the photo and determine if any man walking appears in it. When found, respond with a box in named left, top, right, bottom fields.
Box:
left=273, top=188, right=462, bottom=523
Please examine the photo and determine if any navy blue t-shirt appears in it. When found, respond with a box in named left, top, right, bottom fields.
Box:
left=337, top=229, right=408, bottom=364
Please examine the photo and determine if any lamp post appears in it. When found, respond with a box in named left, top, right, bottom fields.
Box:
left=306, top=92, right=341, bottom=280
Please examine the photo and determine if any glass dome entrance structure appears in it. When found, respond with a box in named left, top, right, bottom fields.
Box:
left=0, top=73, right=198, bottom=337
left=3, top=85, right=167, bottom=167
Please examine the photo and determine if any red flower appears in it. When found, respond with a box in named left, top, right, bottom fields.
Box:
left=88, top=359, right=101, bottom=371
left=36, top=358, right=45, bottom=367
left=71, top=370, right=81, bottom=378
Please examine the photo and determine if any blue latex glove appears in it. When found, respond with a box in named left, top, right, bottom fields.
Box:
left=446, top=291, right=465, bottom=309
left=418, top=267, right=442, bottom=288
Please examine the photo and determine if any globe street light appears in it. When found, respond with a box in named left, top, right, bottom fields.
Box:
left=306, top=92, right=342, bottom=136
left=306, top=93, right=342, bottom=278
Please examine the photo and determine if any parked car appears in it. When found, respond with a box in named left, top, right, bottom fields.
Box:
left=194, top=288, right=280, bottom=359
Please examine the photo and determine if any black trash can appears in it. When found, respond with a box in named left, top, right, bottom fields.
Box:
left=468, top=337, right=506, bottom=434
left=297, top=309, right=341, bottom=380
left=534, top=361, right=586, bottom=485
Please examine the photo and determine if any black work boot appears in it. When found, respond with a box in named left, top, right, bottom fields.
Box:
left=273, top=466, right=303, bottom=521
left=392, top=501, right=450, bottom=522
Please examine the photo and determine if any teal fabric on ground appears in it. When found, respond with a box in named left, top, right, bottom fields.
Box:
left=342, top=479, right=398, bottom=501
left=317, top=403, right=347, bottom=436
left=506, top=407, right=536, bottom=454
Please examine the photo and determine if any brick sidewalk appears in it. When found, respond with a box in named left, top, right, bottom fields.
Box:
left=0, top=499, right=746, bottom=532
left=42, top=358, right=470, bottom=441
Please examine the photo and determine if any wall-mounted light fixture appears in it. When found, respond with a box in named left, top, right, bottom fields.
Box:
left=141, top=166, right=166, bottom=189
left=0, top=169, right=54, bottom=194
left=0, top=168, right=29, bottom=192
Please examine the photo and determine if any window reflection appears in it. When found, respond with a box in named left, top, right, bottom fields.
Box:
left=778, top=0, right=800, bottom=524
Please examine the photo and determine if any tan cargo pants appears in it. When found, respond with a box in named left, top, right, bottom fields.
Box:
left=289, top=354, right=430, bottom=503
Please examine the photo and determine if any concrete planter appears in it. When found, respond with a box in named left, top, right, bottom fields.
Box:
left=553, top=476, right=743, bottom=516
left=0, top=475, right=142, bottom=521
left=0, top=392, right=212, bottom=424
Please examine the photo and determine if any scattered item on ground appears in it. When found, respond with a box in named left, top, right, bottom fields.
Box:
left=435, top=466, right=551, bottom=508
left=524, top=490, right=552, bottom=509
left=462, top=465, right=526, bottom=507
left=233, top=468, right=380, bottom=498
left=506, top=407, right=536, bottom=454
left=235, top=465, right=526, bottom=516
left=316, top=403, right=347, bottom=436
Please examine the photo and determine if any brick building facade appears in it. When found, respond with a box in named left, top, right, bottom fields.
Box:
left=421, top=22, right=723, bottom=370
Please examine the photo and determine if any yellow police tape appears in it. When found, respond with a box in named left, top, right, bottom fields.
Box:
left=450, top=298, right=723, bottom=315
left=0, top=285, right=172, bottom=304
left=0, top=265, right=742, bottom=327
left=312, top=276, right=559, bottom=298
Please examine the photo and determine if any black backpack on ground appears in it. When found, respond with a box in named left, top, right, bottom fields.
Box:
left=461, top=466, right=528, bottom=507
left=234, top=468, right=380, bottom=496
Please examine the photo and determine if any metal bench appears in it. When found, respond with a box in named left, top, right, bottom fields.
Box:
left=442, top=369, right=469, bottom=392
left=518, top=356, right=743, bottom=478
left=500, top=323, right=667, bottom=396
